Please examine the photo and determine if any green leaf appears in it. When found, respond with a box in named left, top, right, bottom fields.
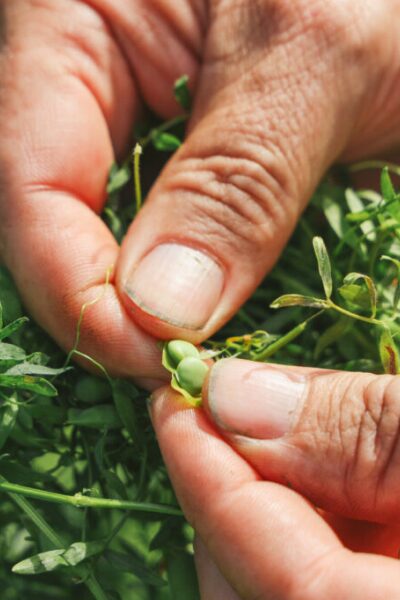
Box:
left=5, top=363, right=69, bottom=377
left=63, top=541, right=104, bottom=566
left=0, top=317, right=29, bottom=341
left=313, top=237, right=333, bottom=298
left=106, top=162, right=131, bottom=195
left=105, top=550, right=166, bottom=587
left=103, top=469, right=128, bottom=501
left=12, top=548, right=67, bottom=575
left=150, top=518, right=180, bottom=551
left=0, top=267, right=23, bottom=323
left=67, top=405, right=122, bottom=429
left=166, top=550, right=200, bottom=600
left=321, top=195, right=345, bottom=239
left=75, top=375, right=111, bottom=404
left=381, top=166, right=396, bottom=202
left=0, top=395, right=19, bottom=451
left=152, top=132, right=181, bottom=152
left=112, top=379, right=141, bottom=447
left=381, top=255, right=400, bottom=309
left=338, top=283, right=371, bottom=311
left=270, top=294, right=328, bottom=309
left=342, top=272, right=378, bottom=318
left=0, top=375, right=57, bottom=396
left=379, top=328, right=400, bottom=374
left=314, top=317, right=353, bottom=360
left=345, top=188, right=375, bottom=240
left=174, top=75, right=191, bottom=111
left=29, top=402, right=67, bottom=425
left=12, top=541, right=104, bottom=575
left=0, top=342, right=26, bottom=368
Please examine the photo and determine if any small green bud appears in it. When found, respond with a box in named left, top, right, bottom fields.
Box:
left=176, top=357, right=209, bottom=397
left=165, top=340, right=199, bottom=370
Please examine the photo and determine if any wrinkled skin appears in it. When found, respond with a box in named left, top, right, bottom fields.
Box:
left=2, top=1, right=400, bottom=597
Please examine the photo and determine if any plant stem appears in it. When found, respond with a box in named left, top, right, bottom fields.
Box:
left=0, top=476, right=108, bottom=600
left=0, top=480, right=182, bottom=516
left=327, top=300, right=383, bottom=326
left=349, top=160, right=400, bottom=177
left=85, top=572, right=109, bottom=600
left=133, top=143, right=143, bottom=214
left=140, top=115, right=187, bottom=148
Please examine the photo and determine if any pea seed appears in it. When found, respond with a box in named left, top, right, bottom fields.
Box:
left=165, top=340, right=199, bottom=369
left=176, top=357, right=209, bottom=396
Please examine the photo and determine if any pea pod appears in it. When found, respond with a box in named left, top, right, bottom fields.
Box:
left=162, top=340, right=209, bottom=405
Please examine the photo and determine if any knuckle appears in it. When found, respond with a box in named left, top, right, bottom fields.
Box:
left=297, top=372, right=400, bottom=518
left=363, top=376, right=400, bottom=513
left=163, top=144, right=297, bottom=263
left=291, top=547, right=343, bottom=600
left=298, top=0, right=387, bottom=73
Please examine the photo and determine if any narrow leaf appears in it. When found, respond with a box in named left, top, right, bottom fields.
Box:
left=174, top=74, right=191, bottom=111
left=0, top=375, right=57, bottom=397
left=314, top=317, right=352, bottom=359
left=104, top=469, right=128, bottom=500
left=379, top=328, right=400, bottom=374
left=106, top=162, right=131, bottom=195
left=0, top=394, right=19, bottom=451
left=67, top=405, right=122, bottom=429
left=270, top=294, right=328, bottom=309
left=12, top=548, right=67, bottom=575
left=105, top=550, right=166, bottom=587
left=343, top=272, right=378, bottom=318
left=5, top=363, right=70, bottom=377
left=63, top=541, right=104, bottom=567
left=152, top=132, right=181, bottom=152
left=313, top=237, right=333, bottom=298
left=338, top=283, right=371, bottom=311
left=381, top=255, right=400, bottom=309
left=112, top=380, right=141, bottom=447
left=12, top=541, right=104, bottom=575
left=0, top=317, right=28, bottom=341
left=0, top=342, right=26, bottom=367
left=381, top=166, right=396, bottom=202
left=167, top=550, right=200, bottom=600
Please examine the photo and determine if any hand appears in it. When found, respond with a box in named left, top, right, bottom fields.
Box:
left=150, top=360, right=400, bottom=599
left=1, top=0, right=400, bottom=383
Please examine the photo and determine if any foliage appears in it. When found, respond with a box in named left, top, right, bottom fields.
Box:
left=1, top=71, right=400, bottom=598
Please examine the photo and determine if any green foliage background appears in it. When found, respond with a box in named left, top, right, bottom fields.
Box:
left=0, top=77, right=399, bottom=598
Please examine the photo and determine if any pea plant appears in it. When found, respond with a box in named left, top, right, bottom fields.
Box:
left=0, top=74, right=399, bottom=600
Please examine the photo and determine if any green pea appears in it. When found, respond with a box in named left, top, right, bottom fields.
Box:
left=165, top=340, right=199, bottom=369
left=176, top=357, right=209, bottom=397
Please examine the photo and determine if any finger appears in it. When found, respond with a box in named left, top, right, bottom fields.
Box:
left=116, top=1, right=382, bottom=343
left=151, top=387, right=400, bottom=600
left=205, top=358, right=400, bottom=524
left=194, top=537, right=241, bottom=600
left=0, top=1, right=168, bottom=380
left=323, top=512, right=400, bottom=558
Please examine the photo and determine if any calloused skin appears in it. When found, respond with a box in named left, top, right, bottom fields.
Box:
left=2, top=1, right=400, bottom=597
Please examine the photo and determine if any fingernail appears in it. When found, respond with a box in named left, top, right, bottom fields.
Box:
left=124, top=244, right=224, bottom=329
left=208, top=359, right=306, bottom=439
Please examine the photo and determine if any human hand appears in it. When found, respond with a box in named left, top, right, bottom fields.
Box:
left=150, top=360, right=400, bottom=599
left=1, top=0, right=400, bottom=383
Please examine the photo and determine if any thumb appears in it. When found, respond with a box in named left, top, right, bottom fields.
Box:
left=116, top=10, right=359, bottom=342
left=204, top=358, right=400, bottom=524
